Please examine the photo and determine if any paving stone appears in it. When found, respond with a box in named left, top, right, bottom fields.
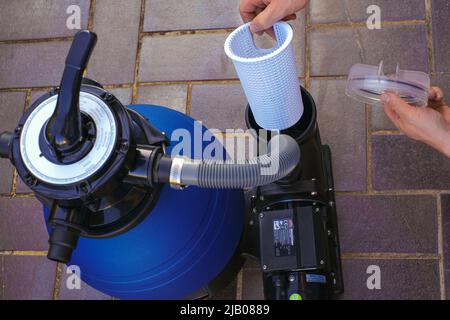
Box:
left=291, top=16, right=306, bottom=77
left=139, top=12, right=306, bottom=81
left=310, top=27, right=363, bottom=77
left=144, top=0, right=242, bottom=31
left=336, top=195, right=437, bottom=253
left=431, top=0, right=450, bottom=72
left=0, top=41, right=71, bottom=88
left=311, top=79, right=366, bottom=191
left=431, top=74, right=450, bottom=101
left=190, top=83, right=247, bottom=130
left=241, top=268, right=264, bottom=300
left=0, top=92, right=26, bottom=194
left=142, top=0, right=307, bottom=74
left=310, top=24, right=428, bottom=76
left=87, top=0, right=141, bottom=84
left=1, top=255, right=56, bottom=300
left=109, top=87, right=133, bottom=106
left=1, top=163, right=15, bottom=195
left=0, top=0, right=447, bottom=302
left=243, top=257, right=261, bottom=269
left=372, top=135, right=450, bottom=190
left=137, top=85, right=187, bottom=113
left=370, top=106, right=398, bottom=131
left=0, top=197, right=48, bottom=250
left=15, top=177, right=33, bottom=194
left=29, top=90, right=49, bottom=106
left=310, top=0, right=425, bottom=24
left=0, top=0, right=90, bottom=41
left=139, top=33, right=236, bottom=82
left=58, top=265, right=112, bottom=300
left=212, top=277, right=238, bottom=300
left=340, top=259, right=440, bottom=300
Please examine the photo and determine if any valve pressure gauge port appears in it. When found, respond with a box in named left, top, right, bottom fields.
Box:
left=0, top=131, right=13, bottom=159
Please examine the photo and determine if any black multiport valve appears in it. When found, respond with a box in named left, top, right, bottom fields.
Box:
left=0, top=31, right=168, bottom=263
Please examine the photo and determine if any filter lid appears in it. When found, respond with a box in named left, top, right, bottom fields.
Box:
left=19, top=92, right=117, bottom=185
left=346, top=61, right=430, bottom=106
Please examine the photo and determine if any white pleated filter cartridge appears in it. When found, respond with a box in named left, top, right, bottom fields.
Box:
left=224, top=21, right=304, bottom=130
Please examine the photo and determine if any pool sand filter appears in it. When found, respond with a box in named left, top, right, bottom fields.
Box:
left=0, top=24, right=343, bottom=300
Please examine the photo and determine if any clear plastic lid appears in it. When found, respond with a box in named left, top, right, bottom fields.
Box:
left=346, top=61, right=430, bottom=107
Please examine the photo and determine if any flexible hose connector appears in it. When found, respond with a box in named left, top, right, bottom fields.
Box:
left=169, top=134, right=300, bottom=189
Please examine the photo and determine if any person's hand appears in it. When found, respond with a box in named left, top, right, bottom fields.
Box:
left=239, top=0, right=309, bottom=37
left=381, top=87, right=450, bottom=158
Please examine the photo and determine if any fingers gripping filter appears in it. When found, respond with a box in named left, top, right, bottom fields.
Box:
left=225, top=22, right=304, bottom=130
left=346, top=61, right=430, bottom=107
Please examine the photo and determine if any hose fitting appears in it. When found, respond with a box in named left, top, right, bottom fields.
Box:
left=0, top=131, right=13, bottom=159
left=161, top=134, right=300, bottom=189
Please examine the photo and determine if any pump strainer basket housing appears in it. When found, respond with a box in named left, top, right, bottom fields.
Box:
left=224, top=22, right=304, bottom=130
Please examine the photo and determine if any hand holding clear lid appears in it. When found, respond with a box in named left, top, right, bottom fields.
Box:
left=346, top=61, right=430, bottom=107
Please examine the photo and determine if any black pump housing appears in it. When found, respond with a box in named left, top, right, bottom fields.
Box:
left=242, top=87, right=344, bottom=300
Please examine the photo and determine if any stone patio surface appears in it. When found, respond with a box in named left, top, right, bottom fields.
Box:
left=0, top=0, right=449, bottom=300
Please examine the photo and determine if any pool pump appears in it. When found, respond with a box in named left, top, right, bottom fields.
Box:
left=242, top=88, right=344, bottom=299
left=0, top=27, right=343, bottom=300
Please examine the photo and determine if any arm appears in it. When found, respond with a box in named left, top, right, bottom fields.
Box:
left=381, top=87, right=450, bottom=158
left=240, top=0, right=309, bottom=37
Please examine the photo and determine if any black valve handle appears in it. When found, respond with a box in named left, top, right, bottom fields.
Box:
left=45, top=30, right=97, bottom=157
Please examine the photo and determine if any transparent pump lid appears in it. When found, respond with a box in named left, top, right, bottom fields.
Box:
left=346, top=61, right=430, bottom=107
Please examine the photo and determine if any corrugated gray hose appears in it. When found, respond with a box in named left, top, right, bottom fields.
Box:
left=174, top=134, right=300, bottom=189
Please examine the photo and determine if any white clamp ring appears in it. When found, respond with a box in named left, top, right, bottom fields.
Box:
left=169, top=156, right=186, bottom=190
